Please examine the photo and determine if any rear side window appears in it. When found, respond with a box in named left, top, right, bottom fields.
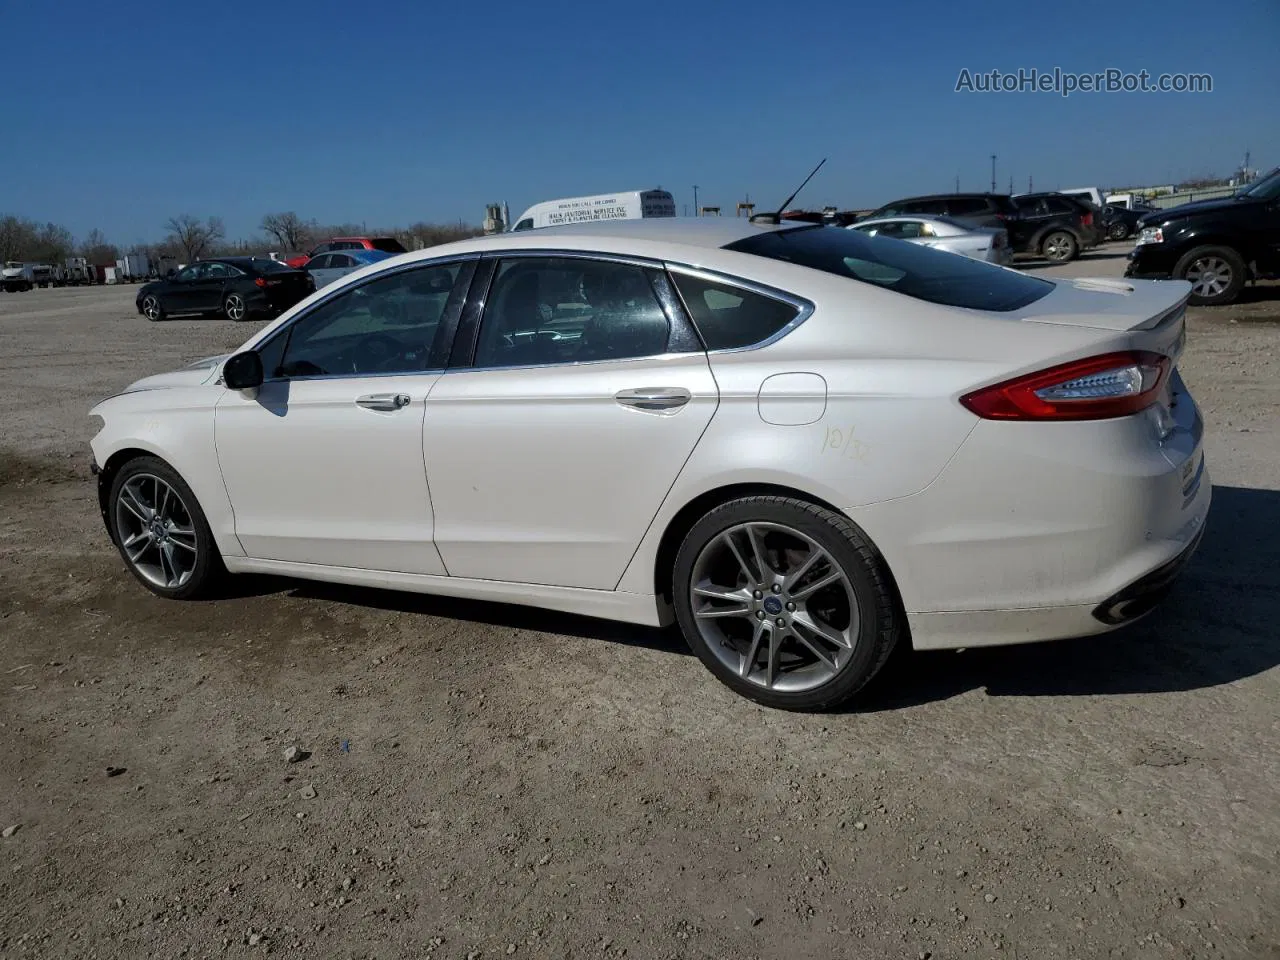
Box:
left=1016, top=198, right=1047, bottom=216
left=370, top=237, right=408, bottom=253
left=726, top=225, right=1053, bottom=313
left=1045, top=197, right=1081, bottom=215
left=947, top=197, right=989, bottom=216
left=671, top=272, right=800, bottom=350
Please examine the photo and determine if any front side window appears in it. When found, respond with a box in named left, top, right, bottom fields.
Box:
left=204, top=262, right=235, bottom=279
left=727, top=224, right=1053, bottom=313
left=175, top=264, right=203, bottom=282
left=308, top=254, right=332, bottom=270
left=271, top=263, right=462, bottom=378
left=473, top=258, right=670, bottom=368
left=671, top=272, right=799, bottom=351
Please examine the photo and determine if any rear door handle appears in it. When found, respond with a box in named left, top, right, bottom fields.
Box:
left=615, top=387, right=692, bottom=412
left=356, top=393, right=411, bottom=411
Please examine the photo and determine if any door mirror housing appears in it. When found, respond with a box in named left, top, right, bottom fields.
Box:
left=223, top=351, right=264, bottom=390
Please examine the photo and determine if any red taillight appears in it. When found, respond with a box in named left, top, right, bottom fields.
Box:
left=254, top=277, right=267, bottom=288
left=1081, top=212, right=1093, bottom=227
left=960, top=351, right=1171, bottom=421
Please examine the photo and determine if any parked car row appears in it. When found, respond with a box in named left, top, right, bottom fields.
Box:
left=861, top=191, right=1102, bottom=263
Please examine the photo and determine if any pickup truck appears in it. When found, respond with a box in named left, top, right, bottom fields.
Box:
left=1126, top=166, right=1280, bottom=306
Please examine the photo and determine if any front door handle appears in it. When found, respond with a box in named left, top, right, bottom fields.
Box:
left=356, top=393, right=411, bottom=411
left=615, top=387, right=692, bottom=412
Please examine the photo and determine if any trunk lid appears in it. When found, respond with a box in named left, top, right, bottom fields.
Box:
left=1015, top=276, right=1190, bottom=333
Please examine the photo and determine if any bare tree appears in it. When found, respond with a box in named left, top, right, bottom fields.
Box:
left=80, top=227, right=119, bottom=266
left=260, top=212, right=312, bottom=252
left=165, top=214, right=226, bottom=262
left=0, top=215, right=33, bottom=262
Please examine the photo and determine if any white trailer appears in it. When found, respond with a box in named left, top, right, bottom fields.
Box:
left=118, top=253, right=150, bottom=282
left=509, top=189, right=676, bottom=231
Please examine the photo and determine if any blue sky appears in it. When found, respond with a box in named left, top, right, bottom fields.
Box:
left=2, top=0, right=1276, bottom=245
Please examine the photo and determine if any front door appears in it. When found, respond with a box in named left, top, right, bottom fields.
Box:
left=214, top=259, right=473, bottom=573
left=423, top=255, right=718, bottom=589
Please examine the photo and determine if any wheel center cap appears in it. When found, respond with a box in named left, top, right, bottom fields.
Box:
left=763, top=596, right=783, bottom=615
left=150, top=520, right=166, bottom=540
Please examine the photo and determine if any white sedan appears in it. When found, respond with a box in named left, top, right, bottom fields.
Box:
left=89, top=219, right=1209, bottom=711
left=850, top=214, right=1012, bottom=264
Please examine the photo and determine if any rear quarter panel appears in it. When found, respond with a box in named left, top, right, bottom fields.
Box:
left=615, top=263, right=1117, bottom=596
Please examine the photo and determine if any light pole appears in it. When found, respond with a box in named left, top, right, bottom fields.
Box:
left=693, top=185, right=700, bottom=217
left=990, top=155, right=996, bottom=193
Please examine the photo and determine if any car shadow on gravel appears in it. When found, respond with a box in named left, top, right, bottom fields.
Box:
left=281, top=581, right=690, bottom=656
left=861, top=484, right=1280, bottom=710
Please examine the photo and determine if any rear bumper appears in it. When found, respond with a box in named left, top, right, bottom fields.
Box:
left=844, top=389, right=1211, bottom=651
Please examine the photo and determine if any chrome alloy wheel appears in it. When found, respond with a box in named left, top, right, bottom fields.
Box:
left=142, top=295, right=162, bottom=320
left=114, top=474, right=199, bottom=589
left=224, top=294, right=246, bottom=321
left=1185, top=256, right=1232, bottom=299
left=689, top=522, right=861, bottom=692
left=1044, top=234, right=1073, bottom=261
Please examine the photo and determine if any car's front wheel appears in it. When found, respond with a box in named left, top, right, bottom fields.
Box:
left=108, top=456, right=223, bottom=600
left=1108, top=221, right=1130, bottom=241
left=1176, top=245, right=1246, bottom=306
left=672, top=496, right=903, bottom=711
left=141, top=294, right=165, bottom=321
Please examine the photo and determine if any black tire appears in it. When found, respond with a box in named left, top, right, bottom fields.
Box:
left=141, top=294, right=166, bottom=322
left=1041, top=230, right=1078, bottom=262
left=1174, top=245, right=1247, bottom=307
left=108, top=455, right=224, bottom=601
left=1108, top=221, right=1130, bottom=241
left=672, top=496, right=904, bottom=711
left=223, top=292, right=250, bottom=321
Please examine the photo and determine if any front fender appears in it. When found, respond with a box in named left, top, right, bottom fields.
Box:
left=90, top=386, right=244, bottom=558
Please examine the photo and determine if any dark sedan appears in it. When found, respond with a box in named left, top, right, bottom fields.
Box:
left=136, top=257, right=314, bottom=322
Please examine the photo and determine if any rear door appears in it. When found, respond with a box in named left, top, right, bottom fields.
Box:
left=422, top=254, right=718, bottom=589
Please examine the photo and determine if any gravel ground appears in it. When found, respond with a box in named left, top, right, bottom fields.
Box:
left=1, top=246, right=1278, bottom=959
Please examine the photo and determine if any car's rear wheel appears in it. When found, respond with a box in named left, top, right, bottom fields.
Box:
left=672, top=496, right=903, bottom=711
left=109, top=456, right=223, bottom=600
left=1176, top=245, right=1246, bottom=306
left=1042, top=231, right=1078, bottom=262
left=223, top=292, right=249, bottom=321
left=141, top=294, right=165, bottom=321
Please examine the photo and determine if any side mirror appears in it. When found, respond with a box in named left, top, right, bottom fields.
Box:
left=223, top=351, right=264, bottom=390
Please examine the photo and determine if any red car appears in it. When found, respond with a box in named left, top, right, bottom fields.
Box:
left=285, top=236, right=407, bottom=269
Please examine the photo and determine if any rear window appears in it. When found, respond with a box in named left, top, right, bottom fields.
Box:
left=370, top=237, right=408, bottom=254
left=253, top=259, right=296, bottom=274
left=726, top=225, right=1053, bottom=313
left=671, top=272, right=800, bottom=350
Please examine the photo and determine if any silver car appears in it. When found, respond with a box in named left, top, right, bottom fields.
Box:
left=307, top=249, right=395, bottom=289
left=850, top=215, right=1012, bottom=264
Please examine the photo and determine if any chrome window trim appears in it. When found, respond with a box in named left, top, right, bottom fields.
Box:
left=664, top=263, right=815, bottom=355
left=263, top=367, right=446, bottom=385
left=439, top=351, right=700, bottom=377
left=479, top=248, right=665, bottom=270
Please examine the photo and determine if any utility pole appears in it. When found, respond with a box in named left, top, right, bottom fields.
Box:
left=954, top=175, right=960, bottom=193
left=693, top=185, right=699, bottom=217
left=1028, top=174, right=1033, bottom=193
left=990, top=155, right=997, bottom=193
left=1008, top=175, right=1013, bottom=194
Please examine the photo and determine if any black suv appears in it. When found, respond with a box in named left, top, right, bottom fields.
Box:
left=1009, top=193, right=1101, bottom=261
left=865, top=193, right=1018, bottom=231
left=1126, top=167, right=1280, bottom=306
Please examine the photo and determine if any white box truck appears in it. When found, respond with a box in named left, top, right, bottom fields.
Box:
left=509, top=189, right=676, bottom=231
left=117, top=253, right=150, bottom=282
